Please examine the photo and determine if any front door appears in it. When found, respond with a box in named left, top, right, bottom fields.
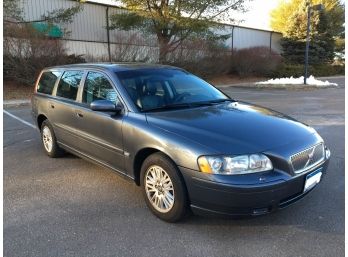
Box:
left=74, top=71, right=125, bottom=172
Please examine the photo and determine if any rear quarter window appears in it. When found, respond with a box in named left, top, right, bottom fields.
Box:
left=37, top=71, right=62, bottom=95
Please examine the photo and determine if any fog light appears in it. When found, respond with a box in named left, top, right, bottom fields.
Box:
left=325, top=149, right=331, bottom=159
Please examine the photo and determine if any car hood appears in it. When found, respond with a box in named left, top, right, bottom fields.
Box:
left=145, top=101, right=317, bottom=154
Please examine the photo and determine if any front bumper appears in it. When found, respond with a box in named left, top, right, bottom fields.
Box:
left=180, top=159, right=330, bottom=217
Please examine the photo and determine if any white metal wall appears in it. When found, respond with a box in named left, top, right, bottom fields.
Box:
left=233, top=27, right=270, bottom=49
left=19, top=0, right=282, bottom=60
left=271, top=32, right=282, bottom=53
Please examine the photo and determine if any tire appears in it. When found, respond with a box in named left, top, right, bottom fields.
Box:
left=140, top=152, right=188, bottom=222
left=40, top=120, right=65, bottom=158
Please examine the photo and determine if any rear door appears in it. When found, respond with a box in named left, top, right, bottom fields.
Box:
left=49, top=70, right=85, bottom=149
left=73, top=71, right=125, bottom=172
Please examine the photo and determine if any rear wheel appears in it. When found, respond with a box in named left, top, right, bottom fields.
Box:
left=41, top=120, right=64, bottom=158
left=141, top=153, right=188, bottom=222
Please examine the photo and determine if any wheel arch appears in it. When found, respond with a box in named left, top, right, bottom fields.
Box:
left=133, top=147, right=181, bottom=186
left=37, top=114, right=48, bottom=130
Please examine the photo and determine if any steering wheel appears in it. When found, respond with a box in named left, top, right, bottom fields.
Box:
left=173, top=92, right=191, bottom=103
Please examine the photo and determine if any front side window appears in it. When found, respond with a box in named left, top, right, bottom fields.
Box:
left=56, top=71, right=84, bottom=100
left=37, top=71, right=62, bottom=95
left=82, top=72, right=118, bottom=105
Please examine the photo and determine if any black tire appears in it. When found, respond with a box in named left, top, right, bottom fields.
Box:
left=140, top=152, right=188, bottom=222
left=40, top=120, right=65, bottom=158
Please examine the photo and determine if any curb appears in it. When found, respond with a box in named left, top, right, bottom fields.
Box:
left=253, top=84, right=339, bottom=90
left=317, top=75, right=345, bottom=80
left=215, top=82, right=254, bottom=88
left=4, top=99, right=31, bottom=107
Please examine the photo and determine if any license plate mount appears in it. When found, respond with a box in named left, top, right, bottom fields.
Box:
left=304, top=168, right=322, bottom=193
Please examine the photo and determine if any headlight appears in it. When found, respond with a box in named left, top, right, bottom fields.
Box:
left=197, top=154, right=273, bottom=175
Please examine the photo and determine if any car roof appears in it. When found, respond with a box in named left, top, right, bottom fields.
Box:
left=45, top=62, right=182, bottom=72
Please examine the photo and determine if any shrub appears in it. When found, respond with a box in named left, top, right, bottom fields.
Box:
left=229, top=47, right=282, bottom=77
left=110, top=32, right=155, bottom=62
left=4, top=24, right=85, bottom=86
left=172, top=54, right=231, bottom=78
left=167, top=38, right=231, bottom=78
left=312, top=64, right=345, bottom=76
left=270, top=64, right=304, bottom=78
left=270, top=63, right=345, bottom=78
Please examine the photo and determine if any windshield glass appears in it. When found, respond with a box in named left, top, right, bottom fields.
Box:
left=116, top=68, right=228, bottom=111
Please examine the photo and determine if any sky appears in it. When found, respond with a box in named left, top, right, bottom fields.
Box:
left=232, top=0, right=280, bottom=30
left=90, top=0, right=281, bottom=31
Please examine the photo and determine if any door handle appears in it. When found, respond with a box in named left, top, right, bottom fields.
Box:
left=76, top=111, right=83, bottom=118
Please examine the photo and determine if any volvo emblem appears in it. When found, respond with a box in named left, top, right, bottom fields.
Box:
left=304, top=148, right=315, bottom=168
left=308, top=151, right=314, bottom=161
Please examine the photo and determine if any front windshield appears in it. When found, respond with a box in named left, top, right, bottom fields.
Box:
left=116, top=68, right=229, bottom=111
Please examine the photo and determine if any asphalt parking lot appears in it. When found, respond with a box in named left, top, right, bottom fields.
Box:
left=4, top=77, right=345, bottom=257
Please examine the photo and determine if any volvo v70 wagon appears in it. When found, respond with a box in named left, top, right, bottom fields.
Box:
left=31, top=63, right=330, bottom=222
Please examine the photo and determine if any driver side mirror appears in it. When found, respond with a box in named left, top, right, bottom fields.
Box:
left=90, top=100, right=123, bottom=114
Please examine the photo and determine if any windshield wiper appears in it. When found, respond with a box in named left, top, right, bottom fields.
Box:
left=207, top=98, right=236, bottom=104
left=143, top=99, right=235, bottom=112
left=144, top=102, right=215, bottom=112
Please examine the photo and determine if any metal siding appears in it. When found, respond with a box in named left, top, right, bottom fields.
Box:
left=65, top=3, right=107, bottom=41
left=18, top=0, right=283, bottom=59
left=271, top=33, right=282, bottom=53
left=108, top=8, right=158, bottom=46
left=211, top=25, right=233, bottom=49
left=64, top=40, right=108, bottom=60
left=233, top=27, right=271, bottom=49
left=109, top=44, right=158, bottom=62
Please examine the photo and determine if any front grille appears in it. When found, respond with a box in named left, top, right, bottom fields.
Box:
left=291, top=143, right=325, bottom=174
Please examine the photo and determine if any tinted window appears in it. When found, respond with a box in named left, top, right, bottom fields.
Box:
left=37, top=71, right=62, bottom=95
left=82, top=72, right=118, bottom=105
left=56, top=71, right=83, bottom=100
left=116, top=69, right=227, bottom=111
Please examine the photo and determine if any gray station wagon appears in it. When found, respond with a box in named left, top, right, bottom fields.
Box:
left=31, top=63, right=330, bottom=222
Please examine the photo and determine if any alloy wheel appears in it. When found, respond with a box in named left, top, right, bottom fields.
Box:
left=145, top=165, right=175, bottom=213
left=42, top=126, right=53, bottom=152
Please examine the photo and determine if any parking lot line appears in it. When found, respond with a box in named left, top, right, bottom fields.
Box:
left=3, top=110, right=37, bottom=129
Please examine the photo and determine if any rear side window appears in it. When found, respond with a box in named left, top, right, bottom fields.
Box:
left=37, top=71, right=62, bottom=95
left=82, top=72, right=118, bottom=105
left=56, top=71, right=84, bottom=100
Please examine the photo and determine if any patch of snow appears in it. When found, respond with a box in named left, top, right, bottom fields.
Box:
left=256, top=75, right=338, bottom=87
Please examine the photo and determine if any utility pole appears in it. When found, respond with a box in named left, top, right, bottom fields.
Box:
left=106, top=7, right=111, bottom=62
left=304, top=5, right=311, bottom=85
left=304, top=3, right=324, bottom=84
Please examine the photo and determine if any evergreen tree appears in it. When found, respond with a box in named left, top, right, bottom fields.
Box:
left=271, top=0, right=344, bottom=64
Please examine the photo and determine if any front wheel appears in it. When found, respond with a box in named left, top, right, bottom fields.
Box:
left=140, top=153, right=188, bottom=222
